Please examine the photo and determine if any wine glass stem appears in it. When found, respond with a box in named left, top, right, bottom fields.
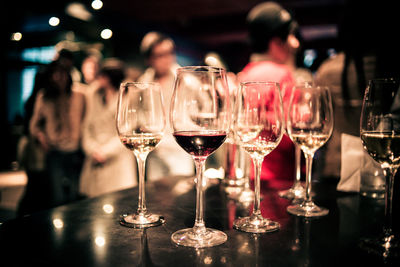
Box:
left=194, top=157, right=207, bottom=235
left=252, top=157, right=263, bottom=218
left=295, top=145, right=302, bottom=184
left=383, top=167, right=398, bottom=235
left=136, top=153, right=148, bottom=215
left=304, top=152, right=314, bottom=203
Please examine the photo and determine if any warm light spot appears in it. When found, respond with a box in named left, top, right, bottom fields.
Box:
left=103, top=204, right=114, bottom=214
left=101, top=29, right=112, bottom=39
left=204, top=256, right=213, bottom=265
left=205, top=55, right=218, bottom=67
left=95, top=236, right=106, bottom=247
left=49, top=17, right=60, bottom=27
left=11, top=32, right=22, bottom=41
left=53, top=218, right=64, bottom=229
left=91, top=0, right=103, bottom=10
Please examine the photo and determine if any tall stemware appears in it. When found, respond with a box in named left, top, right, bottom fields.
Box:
left=286, top=83, right=333, bottom=217
left=233, top=81, right=284, bottom=233
left=170, top=66, right=230, bottom=248
left=360, top=78, right=400, bottom=258
left=116, top=82, right=166, bottom=228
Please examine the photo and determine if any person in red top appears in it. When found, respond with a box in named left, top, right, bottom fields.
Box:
left=238, top=1, right=301, bottom=181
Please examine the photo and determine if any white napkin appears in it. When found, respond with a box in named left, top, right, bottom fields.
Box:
left=337, top=134, right=364, bottom=192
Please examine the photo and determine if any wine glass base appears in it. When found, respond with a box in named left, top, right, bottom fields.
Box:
left=287, top=201, right=329, bottom=217
left=171, top=228, right=227, bottom=248
left=233, top=216, right=280, bottom=233
left=120, top=213, right=165, bottom=228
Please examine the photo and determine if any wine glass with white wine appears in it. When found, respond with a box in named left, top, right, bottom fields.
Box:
left=360, top=78, right=400, bottom=259
left=116, top=82, right=165, bottom=228
left=233, top=81, right=284, bottom=233
left=286, top=83, right=333, bottom=217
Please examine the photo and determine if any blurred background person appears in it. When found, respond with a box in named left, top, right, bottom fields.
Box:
left=77, top=53, right=102, bottom=97
left=17, top=65, right=49, bottom=216
left=238, top=1, right=300, bottom=182
left=81, top=54, right=101, bottom=85
left=54, top=48, right=82, bottom=83
left=314, top=0, right=400, bottom=178
left=29, top=61, right=85, bottom=207
left=79, top=58, right=137, bottom=197
left=138, top=31, right=194, bottom=180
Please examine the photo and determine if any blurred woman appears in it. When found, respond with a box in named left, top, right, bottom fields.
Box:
left=30, top=61, right=85, bottom=207
left=79, top=59, right=137, bottom=197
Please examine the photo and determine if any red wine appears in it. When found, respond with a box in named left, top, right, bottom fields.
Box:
left=173, top=131, right=227, bottom=157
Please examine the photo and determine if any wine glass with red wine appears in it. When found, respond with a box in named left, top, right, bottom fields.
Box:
left=170, top=66, right=230, bottom=248
left=116, top=82, right=165, bottom=228
left=233, top=81, right=284, bottom=233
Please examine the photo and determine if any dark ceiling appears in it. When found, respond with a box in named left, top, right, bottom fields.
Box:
left=3, top=0, right=355, bottom=71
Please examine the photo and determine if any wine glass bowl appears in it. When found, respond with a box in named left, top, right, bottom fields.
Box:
left=286, top=83, right=333, bottom=217
left=116, top=82, right=166, bottom=228
left=233, top=81, right=284, bottom=233
left=359, top=78, right=400, bottom=258
left=170, top=66, right=230, bottom=248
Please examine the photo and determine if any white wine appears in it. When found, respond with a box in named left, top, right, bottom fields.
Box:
left=120, top=133, right=163, bottom=154
left=241, top=140, right=278, bottom=158
left=236, top=125, right=263, bottom=143
left=238, top=129, right=280, bottom=158
left=361, top=132, right=400, bottom=167
left=290, top=132, right=330, bottom=154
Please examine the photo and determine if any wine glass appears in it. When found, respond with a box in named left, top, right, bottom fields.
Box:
left=116, top=82, right=166, bottom=228
left=170, top=66, right=230, bottom=248
left=359, top=78, right=400, bottom=259
left=233, top=81, right=284, bottom=233
left=286, top=83, right=333, bottom=217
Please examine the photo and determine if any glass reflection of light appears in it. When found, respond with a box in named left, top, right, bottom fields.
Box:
left=220, top=256, right=227, bottom=264
left=53, top=218, right=64, bottom=229
left=95, top=236, right=106, bottom=247
left=204, top=167, right=224, bottom=179
left=103, top=204, right=114, bottom=214
left=204, top=256, right=212, bottom=265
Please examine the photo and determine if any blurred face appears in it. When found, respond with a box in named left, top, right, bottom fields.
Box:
left=149, top=39, right=175, bottom=76
left=82, top=58, right=99, bottom=84
left=269, top=33, right=299, bottom=64
left=287, top=34, right=300, bottom=55
left=52, top=68, right=69, bottom=91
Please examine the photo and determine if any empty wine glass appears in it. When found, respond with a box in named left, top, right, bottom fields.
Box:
left=286, top=83, right=333, bottom=217
left=359, top=78, right=400, bottom=259
left=233, top=81, right=284, bottom=233
left=116, top=82, right=165, bottom=228
left=170, top=66, right=230, bottom=247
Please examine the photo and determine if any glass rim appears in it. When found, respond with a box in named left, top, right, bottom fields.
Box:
left=176, top=66, right=226, bottom=73
left=294, top=83, right=329, bottom=91
left=240, top=81, right=280, bottom=86
left=120, top=81, right=161, bottom=87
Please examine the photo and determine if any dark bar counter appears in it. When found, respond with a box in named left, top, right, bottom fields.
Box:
left=0, top=175, right=398, bottom=266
